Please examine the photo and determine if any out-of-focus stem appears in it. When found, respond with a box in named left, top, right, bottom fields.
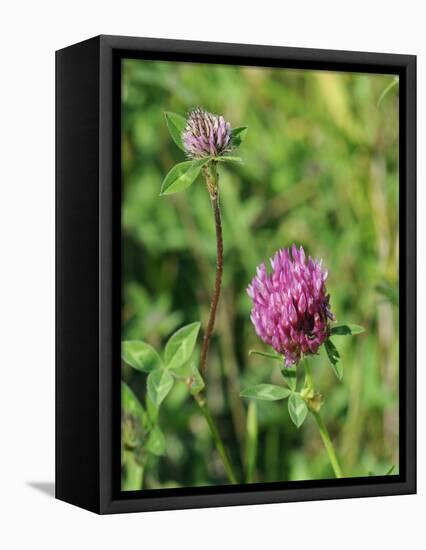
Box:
left=200, top=162, right=223, bottom=375
left=178, top=166, right=240, bottom=483
left=218, top=303, right=247, bottom=454
left=122, top=450, right=144, bottom=491
left=193, top=392, right=237, bottom=484
left=245, top=400, right=258, bottom=483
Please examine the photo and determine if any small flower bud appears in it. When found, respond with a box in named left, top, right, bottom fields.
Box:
left=182, top=107, right=232, bottom=159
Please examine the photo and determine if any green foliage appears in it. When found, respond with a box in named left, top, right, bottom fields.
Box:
left=375, top=281, right=399, bottom=306
left=121, top=59, right=400, bottom=489
left=385, top=464, right=396, bottom=475
left=231, top=126, right=248, bottom=147
left=160, top=159, right=209, bottom=195
left=249, top=349, right=282, bottom=362
left=147, top=368, right=174, bottom=407
left=217, top=156, right=243, bottom=164
left=121, top=381, right=166, bottom=486
left=288, top=394, right=308, bottom=428
left=164, top=111, right=187, bottom=151
left=186, top=364, right=205, bottom=395
left=331, top=324, right=365, bottom=336
left=240, top=384, right=291, bottom=401
left=121, top=321, right=204, bottom=487
left=377, top=77, right=399, bottom=106
left=245, top=401, right=258, bottom=482
left=281, top=366, right=297, bottom=391
left=164, top=322, right=201, bottom=369
left=122, top=382, right=146, bottom=428
left=122, top=341, right=163, bottom=372
left=324, top=339, right=343, bottom=380
left=146, top=425, right=166, bottom=456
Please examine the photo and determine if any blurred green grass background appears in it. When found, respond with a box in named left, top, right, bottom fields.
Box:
left=121, top=58, right=399, bottom=488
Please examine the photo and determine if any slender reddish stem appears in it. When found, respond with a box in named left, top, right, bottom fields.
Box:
left=200, top=165, right=223, bottom=375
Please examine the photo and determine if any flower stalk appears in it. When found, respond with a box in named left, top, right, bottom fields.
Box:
left=195, top=162, right=236, bottom=482
left=243, top=245, right=356, bottom=479
left=162, top=107, right=247, bottom=485
left=310, top=410, right=343, bottom=478
left=200, top=162, right=223, bottom=375
left=193, top=392, right=237, bottom=484
left=303, top=360, right=343, bottom=478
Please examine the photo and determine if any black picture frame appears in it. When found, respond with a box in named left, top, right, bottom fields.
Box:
left=56, top=34, right=416, bottom=514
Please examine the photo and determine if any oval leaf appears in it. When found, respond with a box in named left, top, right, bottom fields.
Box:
left=121, top=382, right=145, bottom=426
left=121, top=341, right=163, bottom=372
left=240, top=384, right=291, bottom=401
left=331, top=324, right=365, bottom=336
left=231, top=126, right=248, bottom=147
left=217, top=156, right=243, bottom=164
left=170, top=361, right=193, bottom=379
left=164, top=111, right=187, bottom=151
left=147, top=369, right=174, bottom=408
left=324, top=339, right=343, bottom=380
left=249, top=349, right=282, bottom=363
left=145, top=425, right=166, bottom=456
left=288, top=394, right=308, bottom=428
left=160, top=159, right=209, bottom=196
left=281, top=365, right=297, bottom=391
left=165, top=322, right=201, bottom=370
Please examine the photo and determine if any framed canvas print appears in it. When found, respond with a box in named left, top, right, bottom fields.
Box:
left=56, top=35, right=416, bottom=514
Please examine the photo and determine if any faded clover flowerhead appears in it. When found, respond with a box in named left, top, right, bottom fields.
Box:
left=182, top=107, right=232, bottom=159
left=247, top=244, right=335, bottom=367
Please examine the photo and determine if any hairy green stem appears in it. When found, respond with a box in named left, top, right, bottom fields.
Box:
left=303, top=360, right=343, bottom=479
left=311, top=411, right=343, bottom=478
left=193, top=393, right=238, bottom=484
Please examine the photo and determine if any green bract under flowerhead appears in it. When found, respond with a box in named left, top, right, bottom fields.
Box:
left=182, top=108, right=232, bottom=159
left=161, top=109, right=247, bottom=196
